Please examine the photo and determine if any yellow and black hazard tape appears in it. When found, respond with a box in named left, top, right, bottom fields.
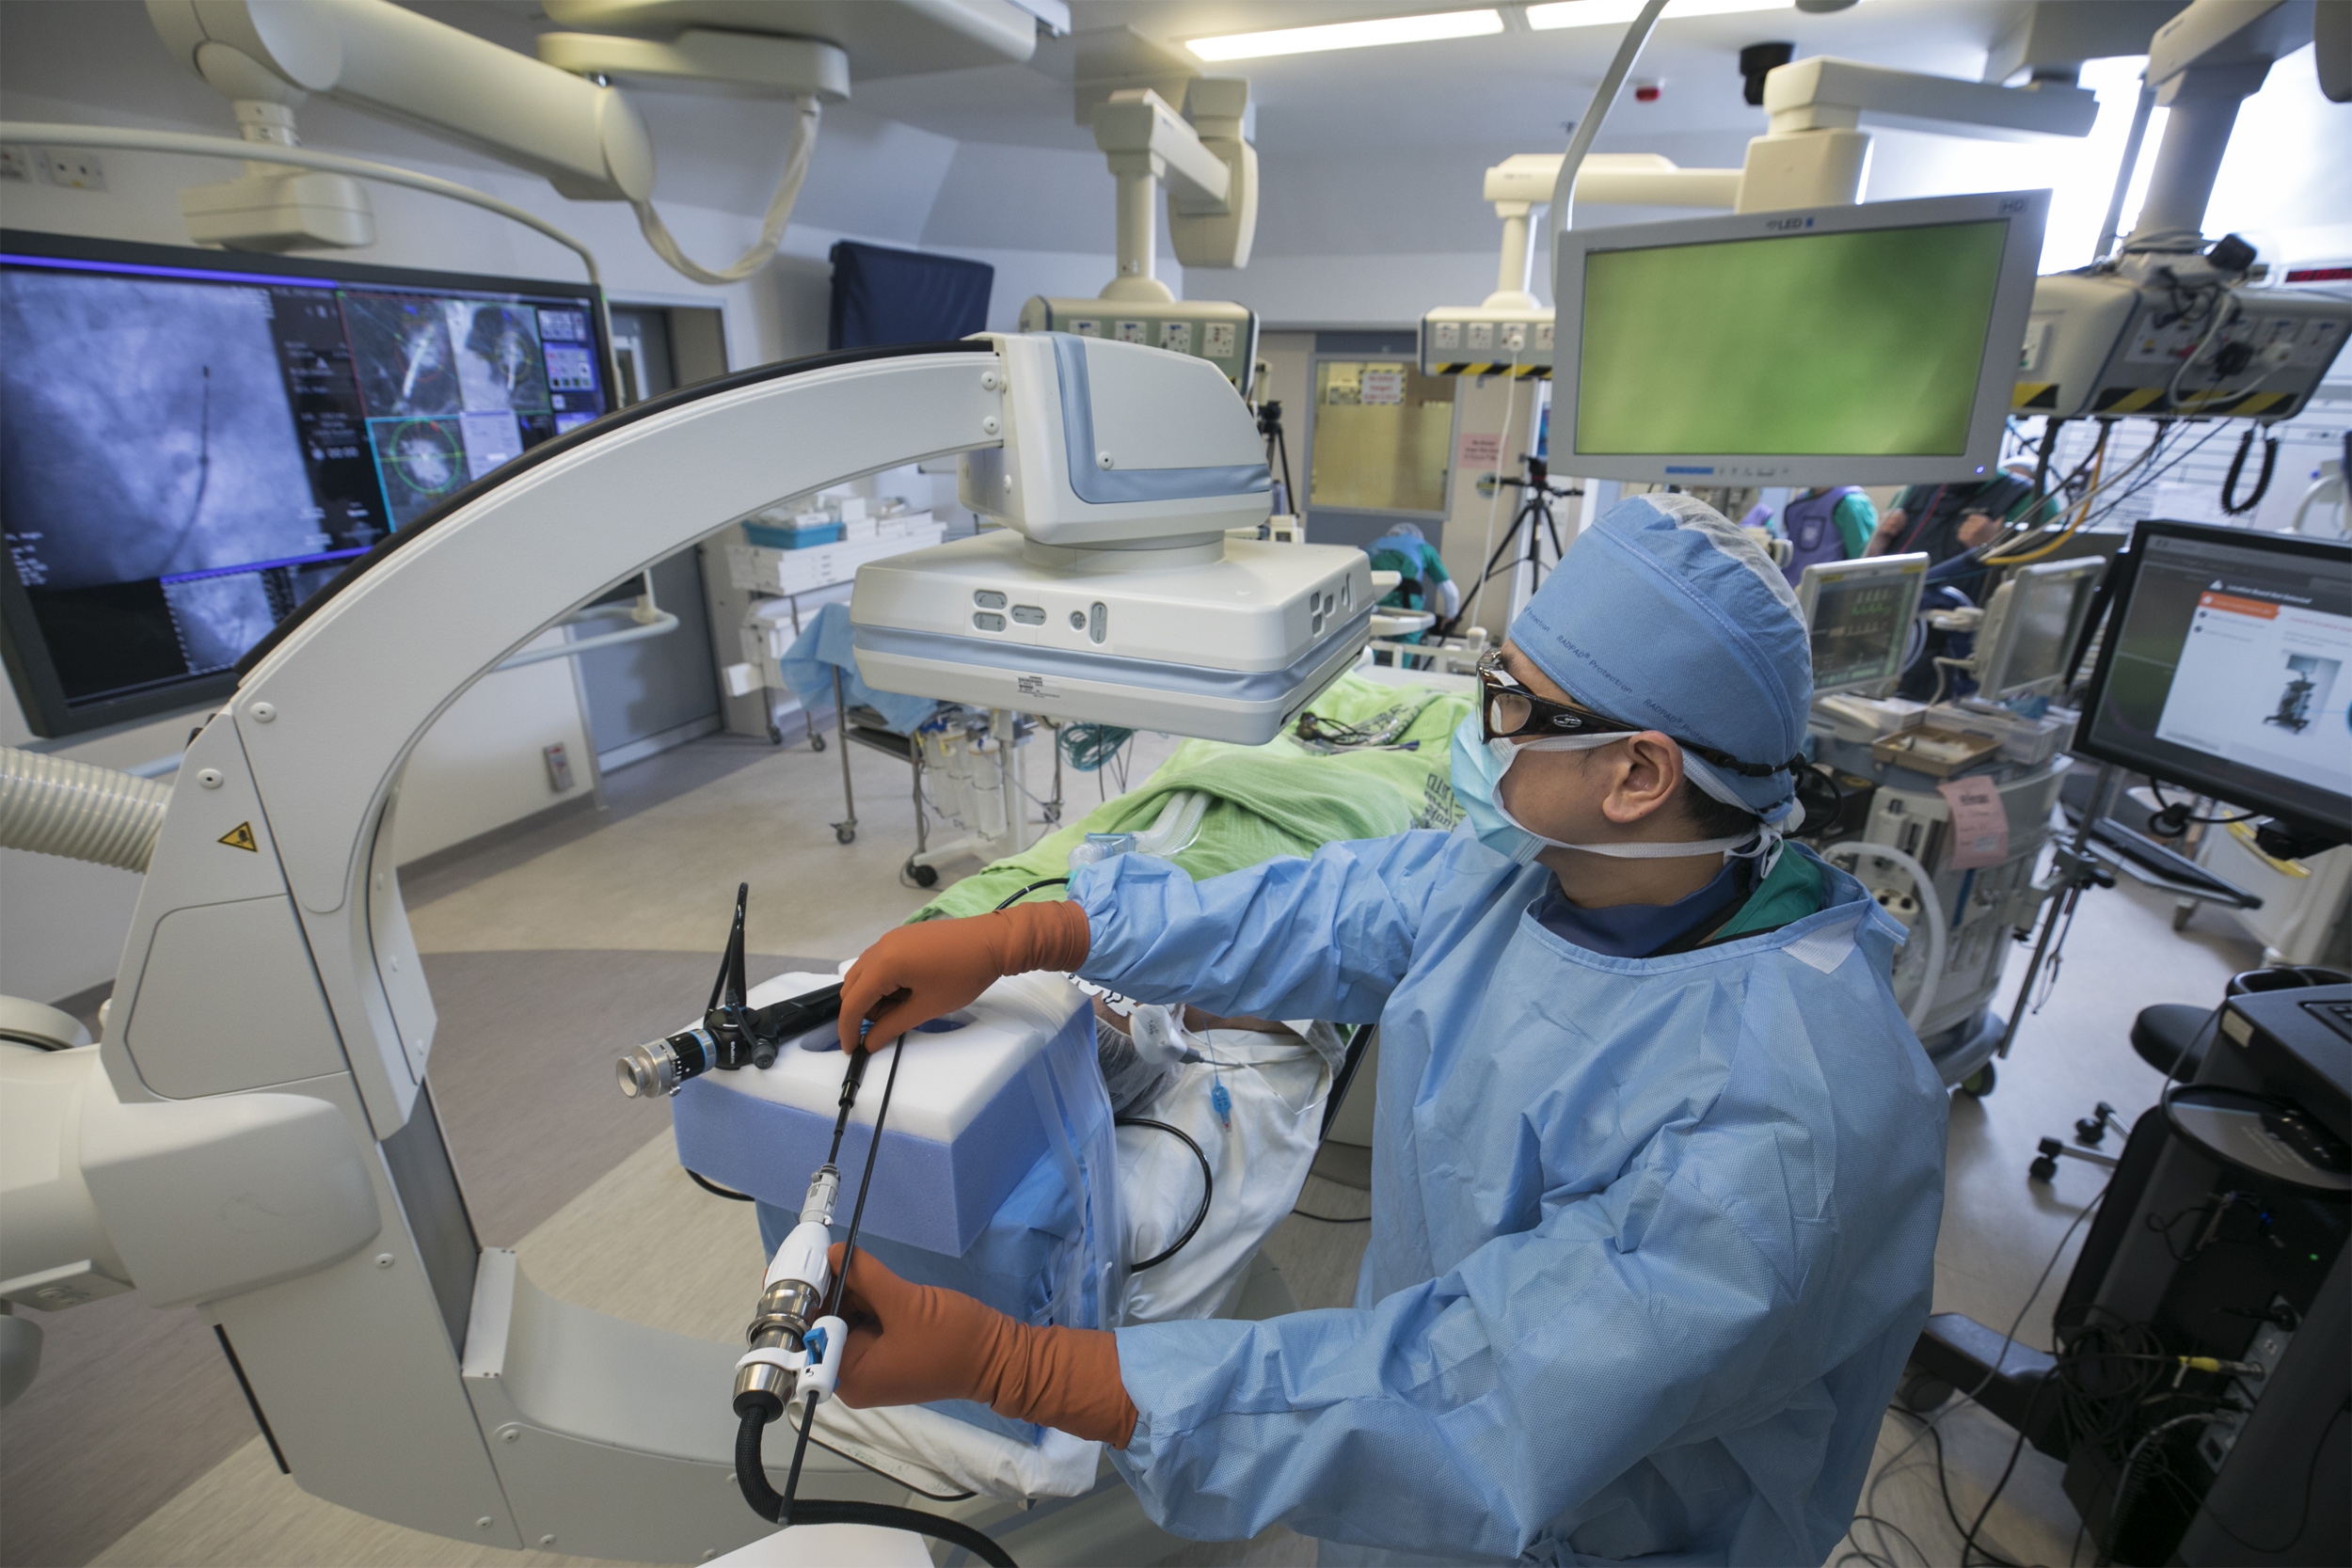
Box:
left=2091, top=386, right=2296, bottom=417
left=2010, top=382, right=2298, bottom=417
left=1427, top=361, right=1549, bottom=379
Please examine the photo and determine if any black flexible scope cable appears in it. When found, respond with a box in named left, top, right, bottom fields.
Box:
left=1115, top=1117, right=1213, bottom=1270
left=733, top=1420, right=1014, bottom=1567
left=992, top=877, right=1070, bottom=911
left=733, top=1036, right=1020, bottom=1567
left=782, top=1035, right=900, bottom=1507
left=782, top=1034, right=902, bottom=1503
left=687, top=1170, right=755, bottom=1202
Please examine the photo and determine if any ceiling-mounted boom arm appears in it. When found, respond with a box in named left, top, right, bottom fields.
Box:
left=1091, top=80, right=1257, bottom=301
left=1745, top=55, right=2099, bottom=213
left=150, top=0, right=659, bottom=201
left=142, top=0, right=845, bottom=273
left=2126, top=0, right=2330, bottom=252
left=1480, top=151, right=1740, bottom=309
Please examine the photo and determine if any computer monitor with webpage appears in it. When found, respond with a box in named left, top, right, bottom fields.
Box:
left=2074, top=519, right=2350, bottom=843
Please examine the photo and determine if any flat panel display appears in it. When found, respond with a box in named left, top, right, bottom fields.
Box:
left=0, top=230, right=610, bottom=736
left=1554, top=190, right=2047, bottom=488
left=2074, top=520, right=2351, bottom=840
left=1979, top=558, right=2101, bottom=700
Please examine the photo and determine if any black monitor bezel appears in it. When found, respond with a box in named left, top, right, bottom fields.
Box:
left=0, top=228, right=610, bottom=738
left=2071, top=516, right=2352, bottom=844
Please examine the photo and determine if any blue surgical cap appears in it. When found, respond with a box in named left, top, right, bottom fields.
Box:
left=1511, top=493, right=1813, bottom=822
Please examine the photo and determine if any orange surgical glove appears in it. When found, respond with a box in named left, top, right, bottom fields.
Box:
left=835, top=901, right=1090, bottom=1053
left=828, top=1244, right=1136, bottom=1448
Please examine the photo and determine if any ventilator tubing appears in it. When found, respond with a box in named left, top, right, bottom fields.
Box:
left=0, top=747, right=172, bottom=873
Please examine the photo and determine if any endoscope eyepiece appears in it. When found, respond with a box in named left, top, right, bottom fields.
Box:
left=615, top=1027, right=719, bottom=1099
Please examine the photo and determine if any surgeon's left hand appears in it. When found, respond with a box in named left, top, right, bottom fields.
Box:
left=827, top=1243, right=1136, bottom=1448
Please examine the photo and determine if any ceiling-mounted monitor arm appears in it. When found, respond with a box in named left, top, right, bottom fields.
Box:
left=2124, top=0, right=2320, bottom=252
left=1747, top=55, right=2100, bottom=212
left=1091, top=81, right=1256, bottom=302
left=1538, top=0, right=2094, bottom=278
left=142, top=0, right=846, bottom=276
left=1481, top=152, right=1740, bottom=309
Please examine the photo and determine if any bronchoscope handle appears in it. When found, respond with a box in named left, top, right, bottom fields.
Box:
left=753, top=981, right=845, bottom=1046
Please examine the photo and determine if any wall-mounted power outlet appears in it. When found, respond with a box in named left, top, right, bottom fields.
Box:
left=39, top=148, right=105, bottom=190
left=0, top=146, right=36, bottom=183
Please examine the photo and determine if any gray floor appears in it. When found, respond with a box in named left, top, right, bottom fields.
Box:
left=3, top=729, right=2274, bottom=1566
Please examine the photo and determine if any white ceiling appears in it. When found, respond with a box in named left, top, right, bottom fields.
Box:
left=447, top=0, right=2052, bottom=157
left=5, top=0, right=2192, bottom=274
left=856, top=0, right=2029, bottom=152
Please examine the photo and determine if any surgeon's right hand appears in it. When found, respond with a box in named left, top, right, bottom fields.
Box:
left=835, top=901, right=1091, bottom=1052
left=829, top=1244, right=1136, bottom=1448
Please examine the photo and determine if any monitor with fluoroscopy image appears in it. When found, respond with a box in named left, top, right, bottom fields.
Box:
left=1797, top=553, right=1929, bottom=698
left=1553, top=190, right=2047, bottom=489
left=2074, top=520, right=2350, bottom=844
left=1975, top=557, right=2104, bottom=702
left=0, top=230, right=610, bottom=737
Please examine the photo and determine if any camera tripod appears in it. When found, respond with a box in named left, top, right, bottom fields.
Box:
left=1470, top=453, right=1581, bottom=602
left=1256, top=398, right=1295, bottom=516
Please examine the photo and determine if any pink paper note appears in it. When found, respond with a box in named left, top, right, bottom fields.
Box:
left=1936, top=775, right=2010, bottom=870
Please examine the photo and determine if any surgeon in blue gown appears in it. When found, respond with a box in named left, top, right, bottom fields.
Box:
left=829, top=493, right=1950, bottom=1564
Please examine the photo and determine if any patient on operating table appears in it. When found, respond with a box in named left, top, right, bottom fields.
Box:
left=1089, top=994, right=1324, bottom=1116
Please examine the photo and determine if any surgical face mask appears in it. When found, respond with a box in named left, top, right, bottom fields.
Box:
left=1449, top=713, right=1771, bottom=867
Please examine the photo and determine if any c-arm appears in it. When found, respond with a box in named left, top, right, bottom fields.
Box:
left=0, top=338, right=1305, bottom=1563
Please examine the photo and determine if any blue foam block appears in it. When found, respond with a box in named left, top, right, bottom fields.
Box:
left=670, top=974, right=1092, bottom=1258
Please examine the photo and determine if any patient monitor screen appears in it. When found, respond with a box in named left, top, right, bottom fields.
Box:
left=1575, top=219, right=2010, bottom=457
left=0, top=237, right=609, bottom=732
left=1987, top=567, right=2090, bottom=697
left=2080, top=524, right=2351, bottom=834
left=1809, top=572, right=1917, bottom=694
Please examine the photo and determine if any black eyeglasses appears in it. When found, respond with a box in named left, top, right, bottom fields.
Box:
left=1476, top=650, right=1797, bottom=780
left=1476, top=651, right=1644, bottom=745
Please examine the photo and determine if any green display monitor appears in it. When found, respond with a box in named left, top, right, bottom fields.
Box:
left=1554, top=190, right=2047, bottom=487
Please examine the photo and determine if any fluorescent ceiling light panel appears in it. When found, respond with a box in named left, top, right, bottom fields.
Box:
left=1187, top=9, right=1503, bottom=61
left=1527, top=0, right=1826, bottom=28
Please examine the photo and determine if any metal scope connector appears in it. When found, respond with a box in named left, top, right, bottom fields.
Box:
left=732, top=1274, right=822, bottom=1414
left=615, top=1027, right=718, bottom=1099
left=730, top=1162, right=843, bottom=1414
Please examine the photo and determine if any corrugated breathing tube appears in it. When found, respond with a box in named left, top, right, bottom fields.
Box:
left=0, top=747, right=172, bottom=874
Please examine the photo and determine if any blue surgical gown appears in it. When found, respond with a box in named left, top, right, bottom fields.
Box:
left=1069, top=830, right=1947, bottom=1564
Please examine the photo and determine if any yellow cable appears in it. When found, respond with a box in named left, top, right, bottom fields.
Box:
left=1983, top=426, right=2109, bottom=565
left=1982, top=420, right=2187, bottom=566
